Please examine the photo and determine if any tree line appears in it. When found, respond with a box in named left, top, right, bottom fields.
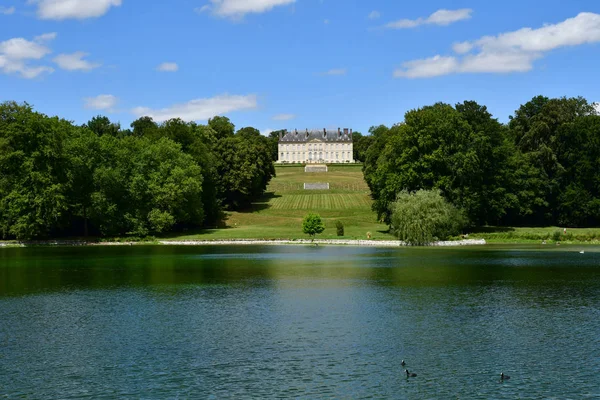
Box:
left=0, top=101, right=275, bottom=240
left=363, top=95, right=600, bottom=228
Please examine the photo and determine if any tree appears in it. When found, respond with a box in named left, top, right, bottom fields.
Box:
left=208, top=116, right=235, bottom=140
left=87, top=136, right=204, bottom=236
left=302, top=213, right=325, bottom=241
left=0, top=101, right=277, bottom=238
left=0, top=102, right=72, bottom=239
left=364, top=103, right=512, bottom=225
left=131, top=116, right=159, bottom=138
left=213, top=128, right=276, bottom=209
left=85, top=115, right=121, bottom=137
left=363, top=124, right=393, bottom=205
left=268, top=130, right=285, bottom=162
left=507, top=95, right=597, bottom=225
left=554, top=114, right=600, bottom=226
left=390, top=190, right=467, bottom=246
left=352, top=131, right=373, bottom=163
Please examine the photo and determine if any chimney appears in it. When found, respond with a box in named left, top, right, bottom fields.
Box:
left=306, top=128, right=309, bottom=139
left=323, top=128, right=326, bottom=139
left=294, top=128, right=298, bottom=136
left=349, top=129, right=353, bottom=140
left=343, top=128, right=349, bottom=138
left=279, top=130, right=283, bottom=140
left=338, top=127, right=341, bottom=138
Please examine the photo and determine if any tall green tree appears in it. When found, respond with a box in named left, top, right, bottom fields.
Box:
left=0, top=102, right=72, bottom=239
left=86, top=136, right=205, bottom=236
left=213, top=127, right=276, bottom=209
left=130, top=116, right=159, bottom=138
left=352, top=131, right=373, bottom=163
left=208, top=116, right=235, bottom=140
left=507, top=95, right=597, bottom=225
left=364, top=103, right=512, bottom=225
left=554, top=114, right=600, bottom=226
left=268, top=130, right=285, bottom=162
left=85, top=115, right=122, bottom=137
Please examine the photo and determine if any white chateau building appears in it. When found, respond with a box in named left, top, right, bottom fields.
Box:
left=277, top=128, right=355, bottom=164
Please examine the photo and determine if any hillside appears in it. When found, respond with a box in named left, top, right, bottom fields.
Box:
left=171, top=164, right=393, bottom=240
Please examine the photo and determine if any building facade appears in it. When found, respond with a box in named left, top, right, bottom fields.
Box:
left=277, top=128, right=355, bottom=164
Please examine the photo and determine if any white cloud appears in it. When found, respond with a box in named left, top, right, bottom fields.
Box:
left=131, top=94, right=258, bottom=122
left=395, top=12, right=600, bottom=78
left=35, top=32, right=58, bottom=42
left=84, top=94, right=118, bottom=111
left=272, top=113, right=295, bottom=121
left=260, top=128, right=274, bottom=136
left=464, top=12, right=600, bottom=53
left=368, top=11, right=380, bottom=20
left=320, top=68, right=346, bottom=76
left=200, top=0, right=295, bottom=19
left=30, top=0, right=121, bottom=20
left=394, top=55, right=459, bottom=78
left=53, top=52, right=100, bottom=71
left=460, top=51, right=541, bottom=73
left=323, top=19, right=329, bottom=24
left=157, top=62, right=179, bottom=72
left=18, top=65, right=55, bottom=79
left=385, top=8, right=472, bottom=29
left=0, top=38, right=51, bottom=60
left=452, top=41, right=473, bottom=54
left=0, top=34, right=55, bottom=78
left=0, top=6, right=15, bottom=15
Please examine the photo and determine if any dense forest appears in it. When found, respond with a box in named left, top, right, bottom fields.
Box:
left=0, top=101, right=275, bottom=240
left=363, top=95, right=600, bottom=228
left=2, top=95, right=600, bottom=240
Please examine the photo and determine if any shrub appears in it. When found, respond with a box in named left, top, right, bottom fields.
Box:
left=335, top=221, right=344, bottom=236
left=389, top=189, right=468, bottom=245
left=552, top=230, right=562, bottom=241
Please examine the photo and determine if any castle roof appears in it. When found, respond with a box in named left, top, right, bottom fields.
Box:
left=279, top=128, right=353, bottom=143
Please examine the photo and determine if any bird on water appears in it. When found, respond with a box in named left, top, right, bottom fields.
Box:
left=405, top=369, right=417, bottom=377
left=500, top=372, right=510, bottom=381
left=401, top=360, right=406, bottom=366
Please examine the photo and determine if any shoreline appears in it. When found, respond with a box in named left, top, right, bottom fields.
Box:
left=158, top=239, right=487, bottom=247
left=0, top=238, right=486, bottom=248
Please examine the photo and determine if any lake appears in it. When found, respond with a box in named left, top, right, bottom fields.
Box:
left=1, top=245, right=599, bottom=399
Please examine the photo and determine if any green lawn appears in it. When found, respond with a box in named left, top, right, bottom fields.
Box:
left=469, top=226, right=600, bottom=243
left=166, top=164, right=393, bottom=241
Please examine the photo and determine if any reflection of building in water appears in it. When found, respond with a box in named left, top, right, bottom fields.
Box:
left=277, top=128, right=354, bottom=164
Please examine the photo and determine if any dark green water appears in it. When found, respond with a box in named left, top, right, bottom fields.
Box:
left=1, top=245, right=599, bottom=399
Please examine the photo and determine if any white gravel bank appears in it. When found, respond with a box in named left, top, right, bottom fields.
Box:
left=158, top=239, right=486, bottom=247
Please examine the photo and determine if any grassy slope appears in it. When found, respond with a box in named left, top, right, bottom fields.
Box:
left=166, top=165, right=393, bottom=240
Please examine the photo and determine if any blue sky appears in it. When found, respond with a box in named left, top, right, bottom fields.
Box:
left=1, top=0, right=600, bottom=134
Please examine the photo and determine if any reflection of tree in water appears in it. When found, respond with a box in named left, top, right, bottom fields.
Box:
left=1, top=246, right=599, bottom=296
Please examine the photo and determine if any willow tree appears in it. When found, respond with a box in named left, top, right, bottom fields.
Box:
left=390, top=190, right=467, bottom=245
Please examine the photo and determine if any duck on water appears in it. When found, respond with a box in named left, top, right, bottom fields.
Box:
left=405, top=369, right=417, bottom=377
